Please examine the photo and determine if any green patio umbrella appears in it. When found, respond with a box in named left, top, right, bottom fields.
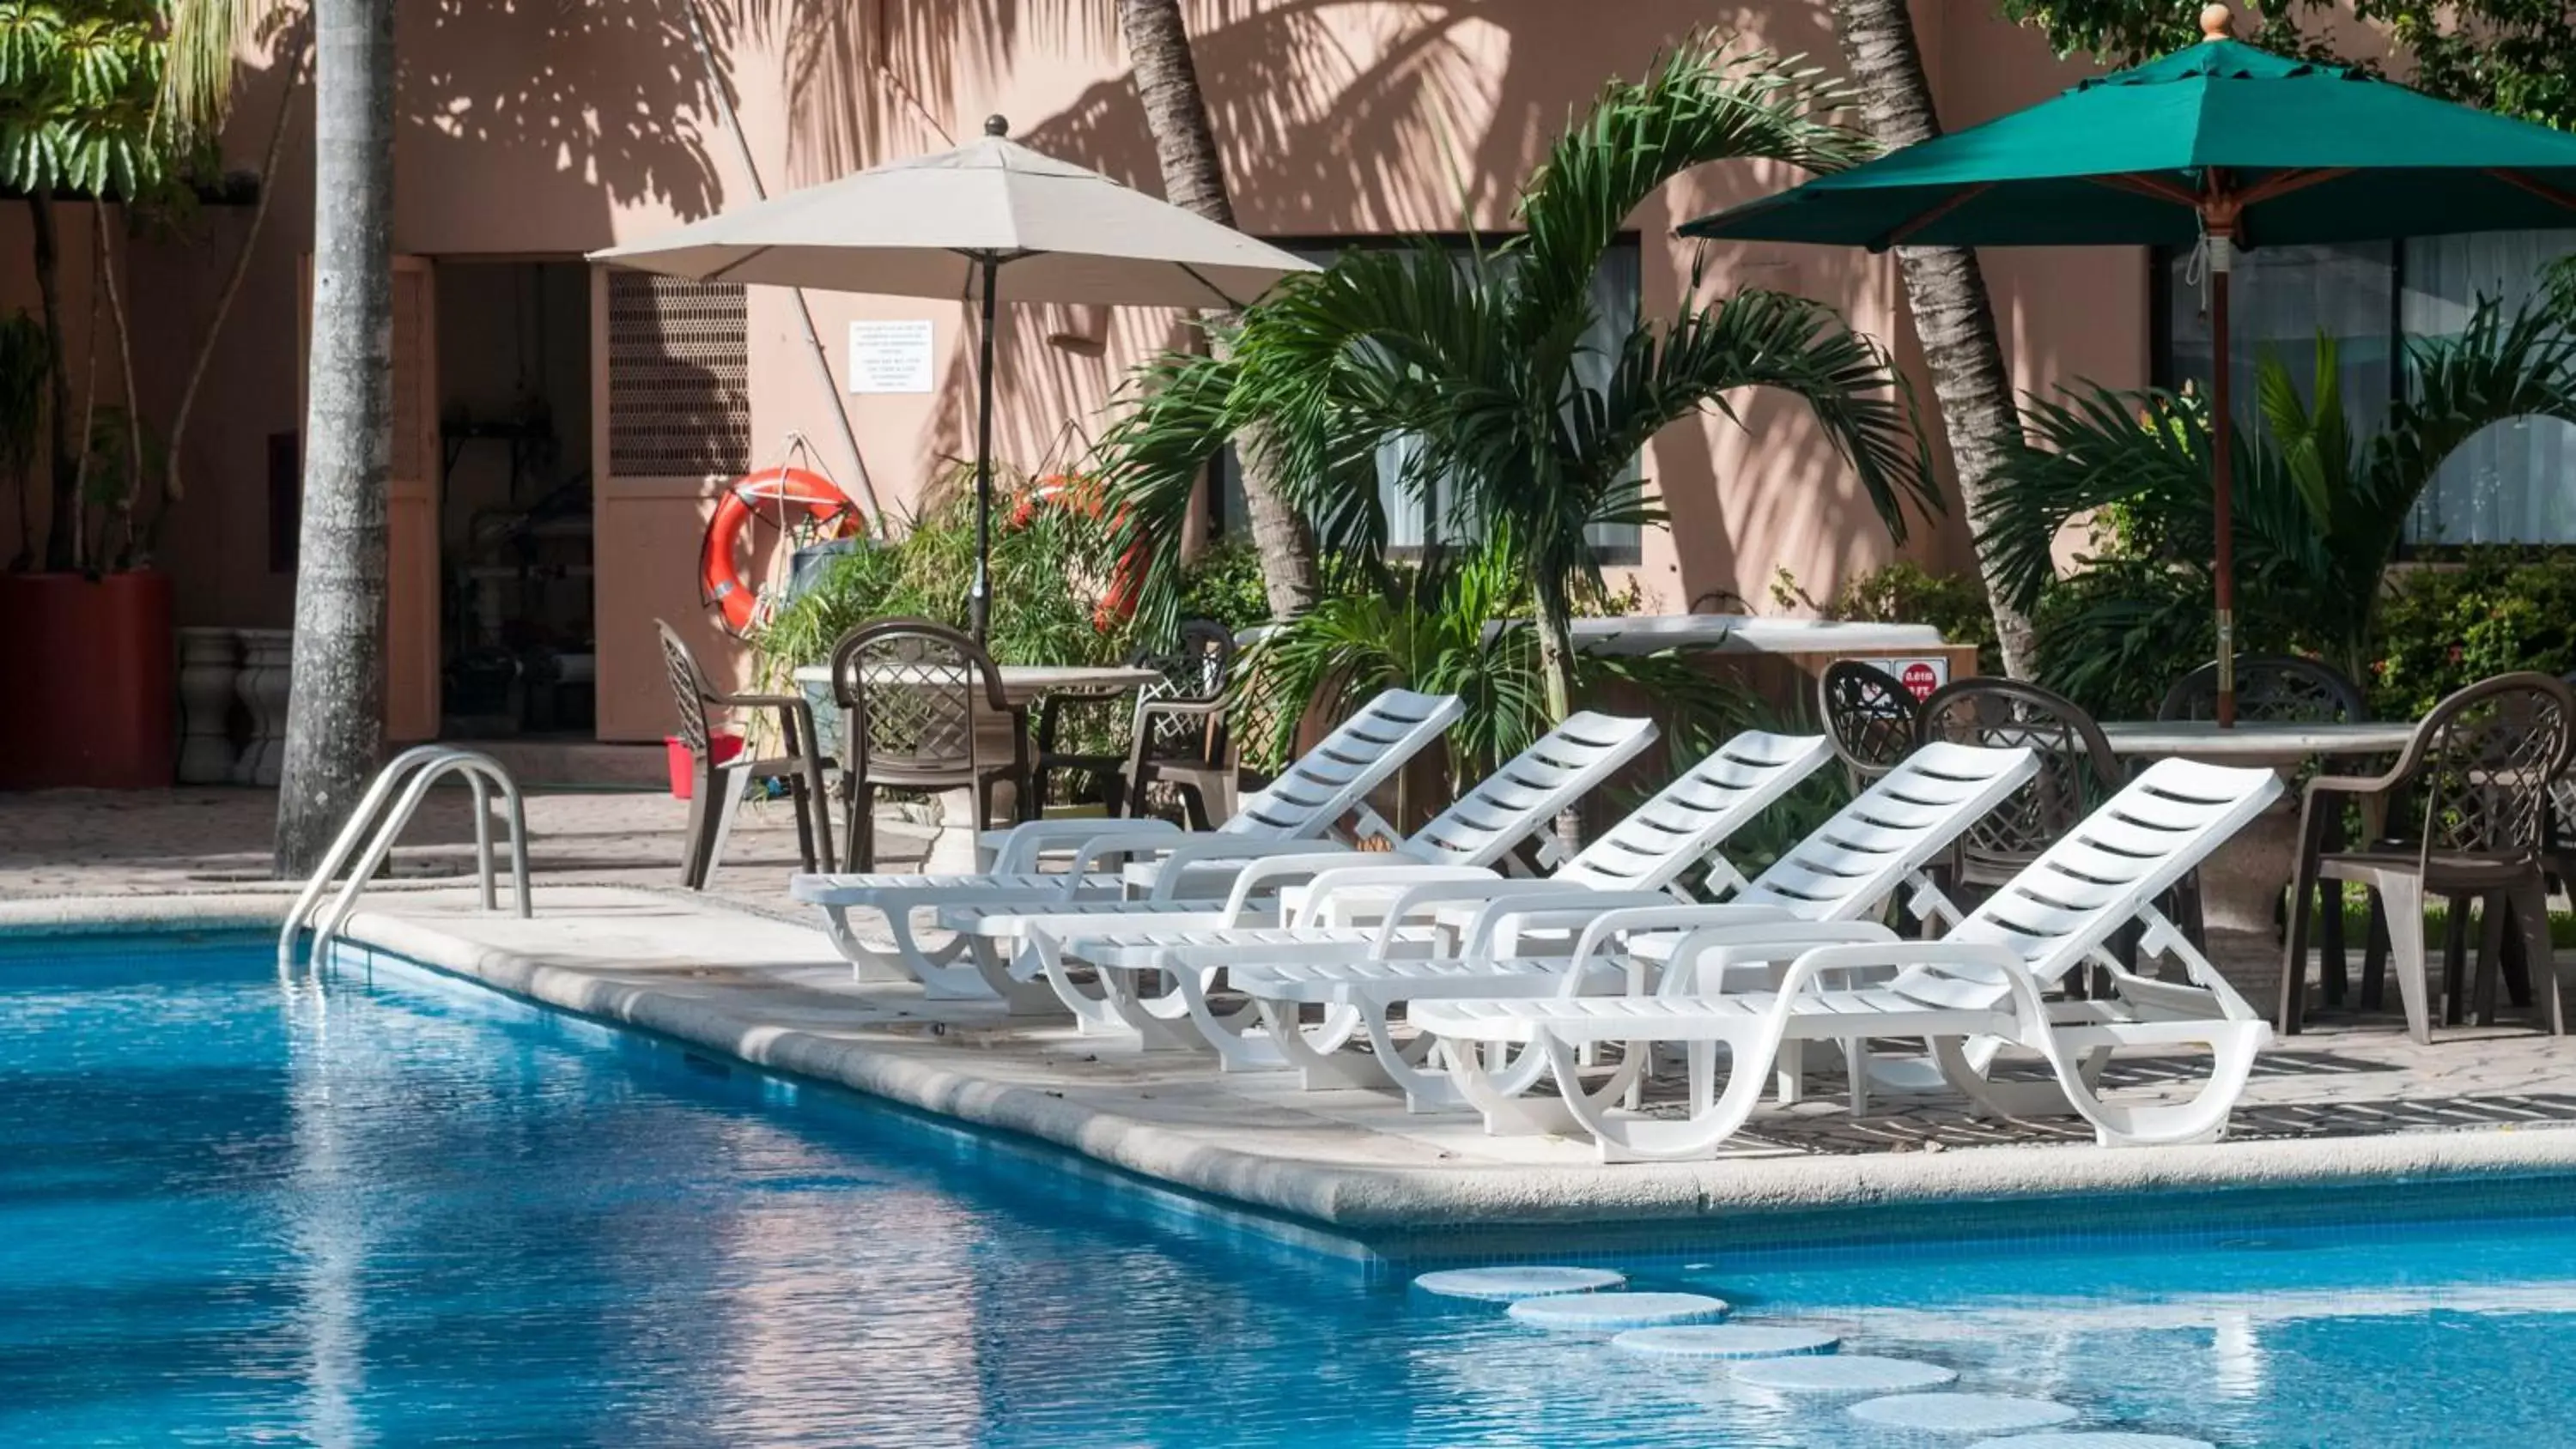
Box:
left=1682, top=3, right=2576, bottom=723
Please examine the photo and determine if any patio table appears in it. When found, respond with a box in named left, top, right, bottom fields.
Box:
left=2096, top=718, right=2416, bottom=1014
left=791, top=663, right=1164, bottom=872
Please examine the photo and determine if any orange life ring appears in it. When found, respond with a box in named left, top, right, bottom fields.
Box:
left=700, top=465, right=860, bottom=634
left=1008, top=476, right=1142, bottom=629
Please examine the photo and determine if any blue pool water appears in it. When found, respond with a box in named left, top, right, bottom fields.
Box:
left=5, top=933, right=2573, bottom=1446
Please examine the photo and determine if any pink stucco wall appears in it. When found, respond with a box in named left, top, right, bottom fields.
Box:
left=114, top=0, right=2187, bottom=743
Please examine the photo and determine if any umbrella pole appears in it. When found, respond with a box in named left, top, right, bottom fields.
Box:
left=969, top=254, right=1000, bottom=644
left=2208, top=230, right=2237, bottom=728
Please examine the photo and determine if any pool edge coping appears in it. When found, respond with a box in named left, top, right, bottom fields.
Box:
left=15, top=890, right=2576, bottom=1234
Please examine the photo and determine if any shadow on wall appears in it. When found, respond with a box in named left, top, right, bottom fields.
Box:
left=395, top=0, right=730, bottom=244
left=743, top=0, right=1876, bottom=562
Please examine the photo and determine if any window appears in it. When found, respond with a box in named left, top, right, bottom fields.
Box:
left=2155, top=230, right=2576, bottom=545
left=1210, top=234, right=1645, bottom=563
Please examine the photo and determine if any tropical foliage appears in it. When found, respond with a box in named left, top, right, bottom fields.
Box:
left=1093, top=39, right=1935, bottom=731
left=0, top=0, right=173, bottom=199
left=1997, top=0, right=2576, bottom=132
left=1235, top=539, right=1753, bottom=803
left=1978, top=299, right=2576, bottom=715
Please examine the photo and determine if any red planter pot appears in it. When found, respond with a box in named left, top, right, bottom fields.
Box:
left=0, top=571, right=175, bottom=789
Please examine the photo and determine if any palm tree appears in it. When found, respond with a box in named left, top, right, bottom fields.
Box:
left=1978, top=300, right=2576, bottom=710
left=1826, top=0, right=2038, bottom=677
left=1115, top=0, right=1319, bottom=617
left=270, top=0, right=395, bottom=876
left=1097, top=40, right=1935, bottom=724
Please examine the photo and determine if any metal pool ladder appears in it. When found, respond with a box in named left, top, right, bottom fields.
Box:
left=279, top=745, right=533, bottom=968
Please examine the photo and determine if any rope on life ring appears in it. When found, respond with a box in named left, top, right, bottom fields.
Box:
left=699, top=463, right=861, bottom=635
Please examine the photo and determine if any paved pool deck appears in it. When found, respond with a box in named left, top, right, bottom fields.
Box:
left=12, top=876, right=2576, bottom=1243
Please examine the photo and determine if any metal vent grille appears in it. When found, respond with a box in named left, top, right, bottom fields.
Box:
left=607, top=272, right=751, bottom=477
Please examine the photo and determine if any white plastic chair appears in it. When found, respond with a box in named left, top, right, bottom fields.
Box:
left=969, top=712, right=1662, bottom=1036
left=787, top=688, right=1462, bottom=1003
left=1412, top=758, right=2284, bottom=1161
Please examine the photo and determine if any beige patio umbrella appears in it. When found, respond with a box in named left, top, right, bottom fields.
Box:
left=592, top=117, right=1320, bottom=640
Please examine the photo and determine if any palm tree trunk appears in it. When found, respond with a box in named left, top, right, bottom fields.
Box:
left=275, top=0, right=395, bottom=878
left=1827, top=0, right=2038, bottom=678
left=27, top=191, right=77, bottom=572
left=1117, top=0, right=1318, bottom=618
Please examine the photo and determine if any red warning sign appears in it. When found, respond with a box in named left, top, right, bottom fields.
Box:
left=1900, top=662, right=1939, bottom=700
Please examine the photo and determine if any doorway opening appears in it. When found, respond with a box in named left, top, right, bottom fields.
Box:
left=434, top=259, right=595, bottom=738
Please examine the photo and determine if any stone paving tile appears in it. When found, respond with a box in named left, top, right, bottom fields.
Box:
left=0, top=784, right=930, bottom=917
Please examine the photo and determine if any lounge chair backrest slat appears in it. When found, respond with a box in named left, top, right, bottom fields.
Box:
left=1731, top=743, right=2039, bottom=920
left=1401, top=713, right=1659, bottom=866
left=1555, top=731, right=1832, bottom=892
left=1224, top=689, right=1463, bottom=839
left=1940, top=758, right=2283, bottom=981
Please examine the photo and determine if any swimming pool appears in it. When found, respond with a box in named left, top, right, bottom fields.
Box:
left=5, top=931, right=2570, bottom=1446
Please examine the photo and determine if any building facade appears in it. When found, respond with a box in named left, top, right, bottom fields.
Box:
left=14, top=0, right=2561, bottom=747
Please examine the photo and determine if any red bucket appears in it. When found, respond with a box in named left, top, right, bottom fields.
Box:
left=665, top=732, right=744, bottom=799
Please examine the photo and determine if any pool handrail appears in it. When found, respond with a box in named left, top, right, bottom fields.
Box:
left=279, top=746, right=532, bottom=968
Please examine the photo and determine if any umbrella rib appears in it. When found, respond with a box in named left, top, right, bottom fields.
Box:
left=702, top=246, right=775, bottom=283
left=2486, top=168, right=2576, bottom=212
left=2236, top=167, right=2351, bottom=206
left=2092, top=173, right=2201, bottom=209
left=1177, top=262, right=1253, bottom=311
left=1881, top=183, right=1992, bottom=247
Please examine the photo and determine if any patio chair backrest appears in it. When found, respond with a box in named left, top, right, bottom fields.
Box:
left=2158, top=654, right=2368, bottom=724
left=1553, top=731, right=1834, bottom=894
left=2388, top=671, right=2576, bottom=863
left=1819, top=660, right=1921, bottom=785
left=828, top=618, right=1009, bottom=780
left=1914, top=759, right=2283, bottom=997
left=1731, top=742, right=2039, bottom=920
left=655, top=618, right=720, bottom=757
left=1132, top=619, right=1236, bottom=767
left=1222, top=688, right=1464, bottom=839
left=1915, top=676, right=2122, bottom=879
left=1400, top=712, right=1660, bottom=867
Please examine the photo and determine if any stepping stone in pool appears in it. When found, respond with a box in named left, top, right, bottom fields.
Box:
left=1609, top=1323, right=1837, bottom=1358
left=1964, top=1436, right=2215, bottom=1449
left=1412, top=1266, right=1625, bottom=1302
left=1509, top=1291, right=1730, bottom=1331
left=1849, top=1393, right=2080, bottom=1434
left=1734, top=1354, right=1957, bottom=1392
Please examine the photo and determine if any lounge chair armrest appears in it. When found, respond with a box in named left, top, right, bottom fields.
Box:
left=1458, top=891, right=1697, bottom=967
left=1140, top=838, right=1419, bottom=899
left=1293, top=872, right=1562, bottom=931
left=1213, top=852, right=1438, bottom=918
left=981, top=818, right=1184, bottom=873
left=1232, top=852, right=1415, bottom=917
left=1773, top=939, right=2031, bottom=1004
left=1658, top=921, right=1902, bottom=996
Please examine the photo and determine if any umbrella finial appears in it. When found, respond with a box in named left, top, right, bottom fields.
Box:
left=2199, top=3, right=2234, bottom=38
left=984, top=114, right=1010, bottom=137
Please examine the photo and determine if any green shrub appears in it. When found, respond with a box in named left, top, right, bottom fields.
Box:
left=750, top=467, right=1136, bottom=690
left=1174, top=537, right=1272, bottom=632
left=2366, top=550, right=2576, bottom=718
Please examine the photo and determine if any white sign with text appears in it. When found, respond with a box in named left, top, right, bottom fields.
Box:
left=848, top=319, right=935, bottom=395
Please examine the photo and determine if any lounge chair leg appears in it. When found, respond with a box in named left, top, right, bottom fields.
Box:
left=1256, top=998, right=1388, bottom=1091
left=2048, top=1022, right=2266, bottom=1148
left=1546, top=1034, right=1771, bottom=1164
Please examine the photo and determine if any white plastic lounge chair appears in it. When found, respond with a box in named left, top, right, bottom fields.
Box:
left=787, top=688, right=1462, bottom=1004
left=1020, top=731, right=1844, bottom=1064
left=964, top=712, right=1665, bottom=1036
left=1092, top=741, right=2038, bottom=1095
left=1411, top=758, right=2284, bottom=1161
